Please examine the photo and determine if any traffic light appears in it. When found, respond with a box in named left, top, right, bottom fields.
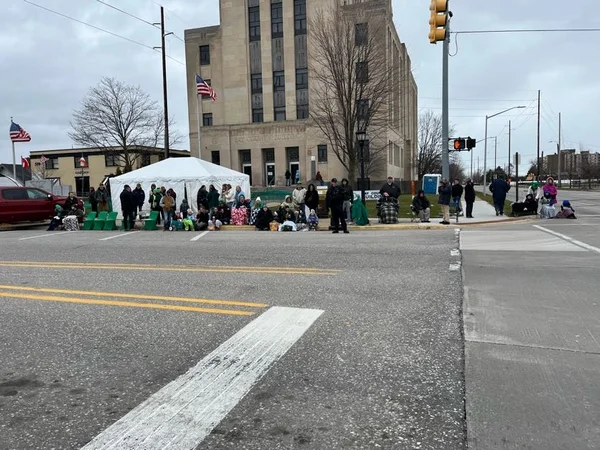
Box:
left=429, top=0, right=449, bottom=44
left=453, top=138, right=466, bottom=150
left=466, top=137, right=476, bottom=149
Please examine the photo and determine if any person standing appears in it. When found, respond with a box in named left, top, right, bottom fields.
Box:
left=88, top=187, right=98, bottom=213
left=160, top=190, right=175, bottom=230
left=292, top=182, right=307, bottom=215
left=132, top=183, right=145, bottom=216
left=304, top=183, right=319, bottom=216
left=120, top=185, right=136, bottom=231
left=285, top=170, right=291, bottom=186
left=95, top=184, right=109, bottom=212
left=451, top=179, right=464, bottom=214
left=438, top=179, right=452, bottom=225
left=464, top=179, right=476, bottom=219
left=326, top=178, right=348, bottom=234
left=489, top=176, right=510, bottom=216
left=341, top=178, right=353, bottom=223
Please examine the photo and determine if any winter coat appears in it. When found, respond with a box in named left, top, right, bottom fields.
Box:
left=120, top=189, right=135, bottom=212
left=438, top=184, right=452, bottom=205
left=489, top=179, right=510, bottom=202
left=326, top=185, right=344, bottom=209
left=305, top=189, right=319, bottom=211
left=132, top=188, right=145, bottom=206
left=292, top=188, right=307, bottom=206
left=412, top=195, right=431, bottom=211
left=207, top=190, right=220, bottom=210
left=464, top=183, right=476, bottom=202
left=380, top=182, right=401, bottom=199
left=451, top=184, right=464, bottom=198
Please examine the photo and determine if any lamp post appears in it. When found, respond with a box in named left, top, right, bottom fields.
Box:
left=483, top=105, right=526, bottom=194
left=356, top=129, right=367, bottom=204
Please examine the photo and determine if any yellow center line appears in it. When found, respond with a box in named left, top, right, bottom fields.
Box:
left=1, top=260, right=338, bottom=273
left=0, top=262, right=338, bottom=276
left=0, top=285, right=267, bottom=308
left=0, top=291, right=255, bottom=316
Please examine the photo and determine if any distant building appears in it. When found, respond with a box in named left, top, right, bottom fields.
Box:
left=184, top=0, right=418, bottom=186
left=29, top=146, right=190, bottom=196
left=544, top=149, right=600, bottom=178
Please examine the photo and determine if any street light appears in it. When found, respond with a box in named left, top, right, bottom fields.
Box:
left=483, top=105, right=526, bottom=194
left=356, top=129, right=367, bottom=204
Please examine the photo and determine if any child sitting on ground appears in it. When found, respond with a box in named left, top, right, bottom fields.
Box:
left=183, top=209, right=195, bottom=231
left=307, top=209, right=319, bottom=231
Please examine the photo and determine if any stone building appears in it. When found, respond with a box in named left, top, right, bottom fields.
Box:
left=184, top=0, right=418, bottom=187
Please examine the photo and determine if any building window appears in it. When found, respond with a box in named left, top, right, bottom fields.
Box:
left=249, top=6, right=261, bottom=42
left=105, top=154, right=119, bottom=167
left=263, top=148, right=275, bottom=162
left=201, top=79, right=212, bottom=100
left=355, top=23, right=368, bottom=46
left=251, top=74, right=263, bottom=94
left=252, top=108, right=264, bottom=123
left=45, top=158, right=58, bottom=170
left=239, top=149, right=251, bottom=164
left=271, top=2, right=283, bottom=38
left=274, top=106, right=286, bottom=121
left=211, top=151, right=220, bottom=165
left=357, top=99, right=369, bottom=121
left=73, top=155, right=88, bottom=168
left=297, top=104, right=309, bottom=119
left=294, top=0, right=306, bottom=35
left=199, top=45, right=210, bottom=65
left=317, top=144, right=328, bottom=162
left=141, top=153, right=151, bottom=167
left=74, top=176, right=90, bottom=198
left=203, top=113, right=213, bottom=126
left=296, top=68, right=308, bottom=89
left=273, top=71, right=285, bottom=92
left=356, top=62, right=369, bottom=83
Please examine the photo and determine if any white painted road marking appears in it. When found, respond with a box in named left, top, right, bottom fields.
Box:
left=190, top=230, right=209, bottom=241
left=449, top=263, right=462, bottom=271
left=450, top=249, right=460, bottom=257
left=18, top=231, right=70, bottom=240
left=82, top=306, right=324, bottom=450
left=99, top=231, right=141, bottom=241
left=533, top=225, right=600, bottom=254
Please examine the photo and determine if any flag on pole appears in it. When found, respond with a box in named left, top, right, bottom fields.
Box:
left=196, top=75, right=217, bottom=102
left=79, top=156, right=87, bottom=167
left=21, top=156, right=30, bottom=169
left=10, top=120, right=32, bottom=142
left=40, top=155, right=49, bottom=164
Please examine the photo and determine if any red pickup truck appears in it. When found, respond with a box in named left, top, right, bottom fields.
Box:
left=0, top=187, right=68, bottom=224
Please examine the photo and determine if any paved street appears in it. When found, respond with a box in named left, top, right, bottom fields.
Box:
left=461, top=209, right=600, bottom=449
left=0, top=228, right=465, bottom=449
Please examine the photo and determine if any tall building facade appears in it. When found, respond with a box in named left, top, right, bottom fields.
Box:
left=184, top=0, right=418, bottom=187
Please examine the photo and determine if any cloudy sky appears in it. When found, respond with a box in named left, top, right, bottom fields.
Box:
left=2, top=0, right=598, bottom=175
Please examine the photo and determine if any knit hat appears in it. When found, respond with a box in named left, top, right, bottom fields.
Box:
left=562, top=200, right=571, bottom=207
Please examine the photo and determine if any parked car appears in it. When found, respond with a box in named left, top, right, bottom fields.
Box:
left=0, top=187, right=68, bottom=224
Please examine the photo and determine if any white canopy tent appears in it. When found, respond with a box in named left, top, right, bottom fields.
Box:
left=110, top=157, right=251, bottom=218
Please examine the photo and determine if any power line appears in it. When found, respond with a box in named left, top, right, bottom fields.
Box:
left=453, top=28, right=600, bottom=35
left=23, top=0, right=185, bottom=65
left=95, top=0, right=156, bottom=28
left=419, top=96, right=534, bottom=103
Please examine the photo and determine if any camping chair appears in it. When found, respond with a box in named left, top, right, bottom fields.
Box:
left=82, top=212, right=97, bottom=230
left=409, top=196, right=419, bottom=223
left=143, top=211, right=159, bottom=230
left=92, top=211, right=108, bottom=230
left=103, top=212, right=118, bottom=230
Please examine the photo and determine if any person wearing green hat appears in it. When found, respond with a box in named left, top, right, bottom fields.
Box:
left=527, top=181, right=540, bottom=200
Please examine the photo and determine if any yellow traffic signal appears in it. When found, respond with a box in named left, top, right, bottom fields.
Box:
left=429, top=0, right=449, bottom=44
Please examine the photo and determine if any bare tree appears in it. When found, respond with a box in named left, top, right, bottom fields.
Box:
left=69, top=77, right=182, bottom=172
left=416, top=111, right=456, bottom=180
left=309, top=6, right=399, bottom=182
left=578, top=153, right=600, bottom=189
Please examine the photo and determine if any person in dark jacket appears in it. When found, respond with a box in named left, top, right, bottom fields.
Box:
left=304, top=183, right=320, bottom=215
left=63, top=191, right=78, bottom=211
left=411, top=190, right=431, bottom=222
left=207, top=185, right=220, bottom=210
left=379, top=177, right=401, bottom=199
left=341, top=178, right=353, bottom=223
left=464, top=179, right=476, bottom=218
left=438, top=179, right=452, bottom=225
left=88, top=187, right=98, bottom=213
left=285, top=170, right=292, bottom=186
left=132, top=183, right=145, bottom=215
left=255, top=206, right=274, bottom=231
left=489, top=176, right=511, bottom=216
left=451, top=179, right=464, bottom=214
left=326, top=178, right=348, bottom=233
left=120, top=185, right=136, bottom=231
left=196, top=185, right=208, bottom=210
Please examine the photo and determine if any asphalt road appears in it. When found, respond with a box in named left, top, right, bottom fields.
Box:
left=461, top=206, right=600, bottom=449
left=0, top=228, right=466, bottom=449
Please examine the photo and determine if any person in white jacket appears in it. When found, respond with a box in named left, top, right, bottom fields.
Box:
left=526, top=181, right=541, bottom=201
left=292, top=183, right=307, bottom=215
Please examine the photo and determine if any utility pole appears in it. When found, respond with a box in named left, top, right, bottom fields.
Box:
left=536, top=90, right=541, bottom=179
left=156, top=6, right=171, bottom=159
left=441, top=20, right=450, bottom=181
left=557, top=112, right=562, bottom=187
left=494, top=136, right=497, bottom=173
left=508, top=120, right=511, bottom=178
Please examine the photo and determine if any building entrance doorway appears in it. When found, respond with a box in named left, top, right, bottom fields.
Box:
left=242, top=164, right=252, bottom=186
left=289, top=162, right=300, bottom=183
left=265, top=163, right=275, bottom=186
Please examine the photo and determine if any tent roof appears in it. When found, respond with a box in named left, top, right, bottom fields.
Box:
left=112, top=157, right=246, bottom=181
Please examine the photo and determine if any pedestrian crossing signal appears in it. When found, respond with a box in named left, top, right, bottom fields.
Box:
left=452, top=137, right=475, bottom=151
left=453, top=138, right=465, bottom=150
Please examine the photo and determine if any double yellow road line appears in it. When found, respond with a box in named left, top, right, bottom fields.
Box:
left=0, top=261, right=339, bottom=276
left=0, top=285, right=267, bottom=316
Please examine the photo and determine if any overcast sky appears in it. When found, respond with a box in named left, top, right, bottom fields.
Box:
left=2, top=0, right=598, bottom=175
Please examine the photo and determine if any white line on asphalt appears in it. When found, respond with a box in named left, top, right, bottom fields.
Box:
left=450, top=249, right=460, bottom=257
left=81, top=306, right=324, bottom=450
left=99, top=231, right=141, bottom=241
left=190, top=230, right=209, bottom=241
left=533, top=225, right=600, bottom=254
left=18, top=231, right=70, bottom=240
left=449, top=263, right=462, bottom=271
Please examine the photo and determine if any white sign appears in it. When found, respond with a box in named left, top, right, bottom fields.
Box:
left=513, top=153, right=521, bottom=166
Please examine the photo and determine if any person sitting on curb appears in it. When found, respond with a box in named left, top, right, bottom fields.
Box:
left=412, top=190, right=431, bottom=223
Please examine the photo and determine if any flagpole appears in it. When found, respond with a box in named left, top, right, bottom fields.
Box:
left=196, top=93, right=202, bottom=158
left=12, top=141, right=16, bottom=179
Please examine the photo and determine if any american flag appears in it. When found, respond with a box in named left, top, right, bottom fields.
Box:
left=40, top=155, right=49, bottom=164
left=10, top=120, right=31, bottom=142
left=196, top=75, right=217, bottom=102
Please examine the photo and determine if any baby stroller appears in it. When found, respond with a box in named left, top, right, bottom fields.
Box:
left=377, top=196, right=399, bottom=224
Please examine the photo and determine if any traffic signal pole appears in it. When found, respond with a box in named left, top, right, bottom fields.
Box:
left=441, top=23, right=450, bottom=181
